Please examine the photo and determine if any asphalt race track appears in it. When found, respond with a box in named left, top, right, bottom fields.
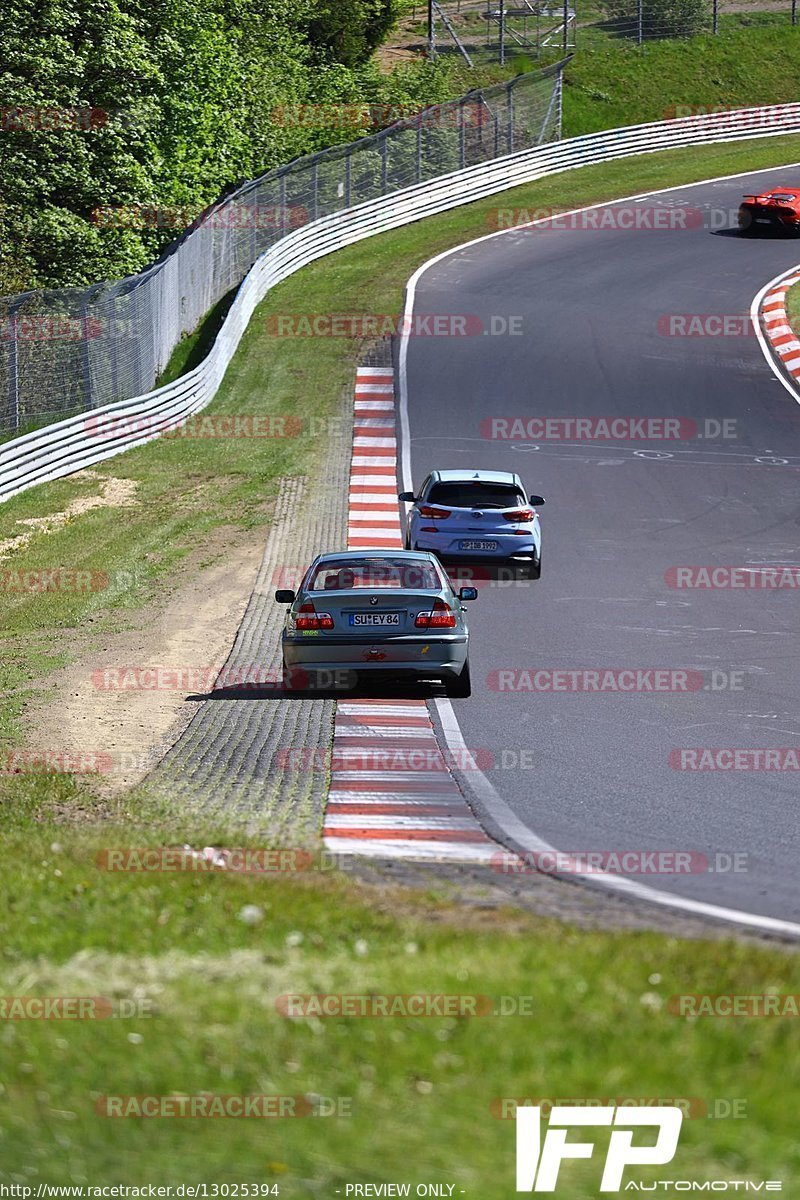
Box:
left=401, top=165, right=800, bottom=923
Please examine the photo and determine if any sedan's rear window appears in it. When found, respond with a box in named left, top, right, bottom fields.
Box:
left=307, top=557, right=442, bottom=592
left=427, top=482, right=524, bottom=509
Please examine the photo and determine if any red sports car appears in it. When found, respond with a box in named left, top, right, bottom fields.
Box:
left=738, top=187, right=800, bottom=235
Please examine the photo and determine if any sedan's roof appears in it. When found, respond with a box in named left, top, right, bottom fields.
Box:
left=432, top=469, right=519, bottom=485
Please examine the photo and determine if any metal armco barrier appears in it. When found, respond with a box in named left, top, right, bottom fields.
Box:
left=2, top=103, right=800, bottom=503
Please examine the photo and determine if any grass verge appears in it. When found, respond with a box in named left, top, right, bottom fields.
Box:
left=784, top=272, right=800, bottom=339
left=562, top=24, right=800, bottom=136
left=0, top=776, right=799, bottom=1187
left=2, top=134, right=800, bottom=1185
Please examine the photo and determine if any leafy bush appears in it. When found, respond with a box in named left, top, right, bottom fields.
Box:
left=600, top=0, right=710, bottom=38
left=0, top=0, right=418, bottom=292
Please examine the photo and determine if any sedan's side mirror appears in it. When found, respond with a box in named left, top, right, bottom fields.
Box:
left=398, top=491, right=416, bottom=502
left=275, top=589, right=296, bottom=603
left=529, top=494, right=546, bottom=506
left=459, top=587, right=478, bottom=602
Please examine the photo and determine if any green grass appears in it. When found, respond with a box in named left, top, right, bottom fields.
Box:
left=562, top=24, right=800, bottom=136
left=786, top=275, right=800, bottom=338
left=4, top=134, right=800, bottom=1185
left=155, top=288, right=239, bottom=388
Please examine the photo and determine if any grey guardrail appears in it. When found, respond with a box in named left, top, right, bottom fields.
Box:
left=3, top=104, right=800, bottom=503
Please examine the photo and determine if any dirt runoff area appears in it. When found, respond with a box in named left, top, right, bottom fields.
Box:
left=20, top=521, right=266, bottom=798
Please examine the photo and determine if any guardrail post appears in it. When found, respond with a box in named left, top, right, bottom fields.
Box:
left=280, top=172, right=288, bottom=238
left=109, top=291, right=120, bottom=401
left=507, top=84, right=515, bottom=155
left=381, top=137, right=389, bottom=193
left=792, top=0, right=796, bottom=25
left=79, top=293, right=93, bottom=411
left=459, top=99, right=467, bottom=169
left=474, top=92, right=486, bottom=151
left=416, top=121, right=423, bottom=183
left=345, top=152, right=352, bottom=206
left=637, top=0, right=643, bottom=43
left=6, top=297, right=21, bottom=436
left=311, top=159, right=319, bottom=222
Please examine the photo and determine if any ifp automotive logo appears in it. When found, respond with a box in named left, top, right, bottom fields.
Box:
left=515, top=1105, right=683, bottom=1192
left=514, top=1105, right=782, bottom=1192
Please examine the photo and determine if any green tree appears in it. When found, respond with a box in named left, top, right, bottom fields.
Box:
left=306, top=0, right=400, bottom=66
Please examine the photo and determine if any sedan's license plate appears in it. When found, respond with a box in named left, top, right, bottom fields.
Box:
left=350, top=612, right=400, bottom=626
left=459, top=539, right=498, bottom=551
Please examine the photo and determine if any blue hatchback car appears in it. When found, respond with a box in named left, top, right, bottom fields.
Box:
left=400, top=469, right=545, bottom=578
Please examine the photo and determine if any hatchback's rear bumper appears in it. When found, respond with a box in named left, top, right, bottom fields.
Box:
left=414, top=534, right=539, bottom=560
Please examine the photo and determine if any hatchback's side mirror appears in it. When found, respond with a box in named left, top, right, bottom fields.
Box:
left=529, top=494, right=546, bottom=506
left=398, top=491, right=416, bottom=502
left=459, top=587, right=478, bottom=602
left=275, top=589, right=296, bottom=603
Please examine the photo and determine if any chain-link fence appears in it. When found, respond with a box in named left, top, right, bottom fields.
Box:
left=0, top=63, right=565, bottom=441
left=411, top=0, right=798, bottom=62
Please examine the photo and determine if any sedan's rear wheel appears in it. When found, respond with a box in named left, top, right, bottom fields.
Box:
left=444, top=659, right=471, bottom=699
left=528, top=551, right=542, bottom=580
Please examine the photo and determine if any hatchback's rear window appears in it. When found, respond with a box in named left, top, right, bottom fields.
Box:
left=427, top=482, right=524, bottom=509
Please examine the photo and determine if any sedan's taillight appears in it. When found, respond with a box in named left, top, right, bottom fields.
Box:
left=502, top=509, right=535, bottom=522
left=295, top=602, right=334, bottom=631
left=418, top=506, right=451, bottom=519
left=416, top=599, right=456, bottom=629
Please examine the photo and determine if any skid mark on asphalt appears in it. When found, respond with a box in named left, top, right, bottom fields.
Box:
left=322, top=366, right=498, bottom=863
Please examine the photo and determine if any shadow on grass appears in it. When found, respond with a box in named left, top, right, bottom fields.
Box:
left=156, top=287, right=239, bottom=388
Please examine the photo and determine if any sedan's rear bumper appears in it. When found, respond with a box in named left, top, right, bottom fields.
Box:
left=283, top=633, right=468, bottom=675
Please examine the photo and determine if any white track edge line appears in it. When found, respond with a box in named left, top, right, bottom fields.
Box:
left=399, top=163, right=800, bottom=940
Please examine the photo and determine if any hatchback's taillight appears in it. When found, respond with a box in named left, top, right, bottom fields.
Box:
left=295, top=602, right=334, bottom=631
left=502, top=509, right=535, bottom=522
left=418, top=506, right=451, bottom=519
left=416, top=599, right=456, bottom=629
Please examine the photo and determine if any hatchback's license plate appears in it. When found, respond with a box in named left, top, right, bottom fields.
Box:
left=459, top=539, right=498, bottom=551
left=350, top=613, right=400, bottom=626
